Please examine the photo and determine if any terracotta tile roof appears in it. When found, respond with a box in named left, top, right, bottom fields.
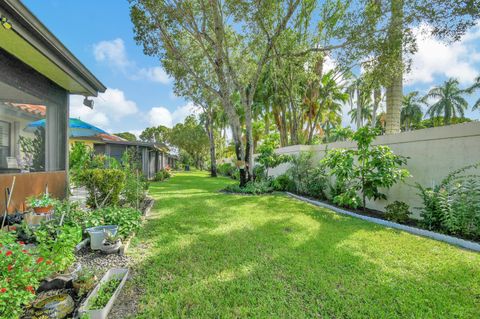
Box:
left=10, top=103, right=46, bottom=117
left=98, top=133, right=126, bottom=142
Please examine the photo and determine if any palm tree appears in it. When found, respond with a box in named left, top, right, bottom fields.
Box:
left=467, top=75, right=480, bottom=111
left=348, top=101, right=373, bottom=128
left=423, top=78, right=468, bottom=125
left=401, top=91, right=423, bottom=131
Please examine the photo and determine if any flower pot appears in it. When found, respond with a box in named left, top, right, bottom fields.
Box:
left=73, top=276, right=98, bottom=294
left=86, top=225, right=118, bottom=250
left=78, top=268, right=129, bottom=319
left=32, top=293, right=75, bottom=319
left=33, top=206, right=53, bottom=214
left=100, top=240, right=122, bottom=254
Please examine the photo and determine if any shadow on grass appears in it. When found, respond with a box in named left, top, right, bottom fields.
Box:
left=115, top=172, right=480, bottom=319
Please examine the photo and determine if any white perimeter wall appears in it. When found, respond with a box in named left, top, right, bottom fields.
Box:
left=269, top=122, right=480, bottom=218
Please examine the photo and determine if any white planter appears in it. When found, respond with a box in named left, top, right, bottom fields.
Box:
left=77, top=268, right=129, bottom=319
left=86, top=225, right=118, bottom=250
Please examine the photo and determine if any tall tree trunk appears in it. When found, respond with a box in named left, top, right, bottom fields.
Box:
left=385, top=0, right=404, bottom=134
left=372, top=88, right=381, bottom=128
left=356, top=89, right=363, bottom=129
left=206, top=114, right=217, bottom=177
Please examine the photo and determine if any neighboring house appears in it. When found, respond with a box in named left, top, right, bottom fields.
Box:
left=0, top=1, right=106, bottom=213
left=72, top=132, right=177, bottom=180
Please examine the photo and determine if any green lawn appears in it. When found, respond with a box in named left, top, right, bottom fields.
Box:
left=124, top=171, right=480, bottom=318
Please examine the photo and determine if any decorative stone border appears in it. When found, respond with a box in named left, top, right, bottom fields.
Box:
left=286, top=192, right=480, bottom=252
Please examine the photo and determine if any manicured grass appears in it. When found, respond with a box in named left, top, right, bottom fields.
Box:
left=125, top=171, right=480, bottom=318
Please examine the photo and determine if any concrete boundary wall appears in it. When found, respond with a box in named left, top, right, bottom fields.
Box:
left=269, top=122, right=480, bottom=217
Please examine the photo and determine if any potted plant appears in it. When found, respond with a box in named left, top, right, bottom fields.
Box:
left=73, top=268, right=97, bottom=295
left=27, top=193, right=56, bottom=214
left=100, top=231, right=122, bottom=254
left=86, top=225, right=118, bottom=250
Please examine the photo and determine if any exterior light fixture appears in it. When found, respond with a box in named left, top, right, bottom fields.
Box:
left=83, top=96, right=94, bottom=109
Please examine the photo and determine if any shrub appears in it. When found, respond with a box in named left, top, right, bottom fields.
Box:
left=416, top=163, right=480, bottom=239
left=223, top=181, right=273, bottom=195
left=0, top=232, right=54, bottom=318
left=80, top=169, right=126, bottom=208
left=121, top=150, right=149, bottom=208
left=287, top=152, right=314, bottom=195
left=271, top=174, right=295, bottom=192
left=86, top=207, right=142, bottom=239
left=304, top=165, right=328, bottom=199
left=217, top=163, right=237, bottom=178
left=154, top=168, right=172, bottom=182
left=384, top=201, right=411, bottom=223
left=256, top=137, right=290, bottom=179
left=322, top=127, right=409, bottom=210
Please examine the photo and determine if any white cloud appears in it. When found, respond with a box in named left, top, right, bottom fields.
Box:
left=147, top=102, right=198, bottom=128
left=92, top=38, right=170, bottom=84
left=70, top=88, right=138, bottom=131
left=406, top=24, right=480, bottom=86
left=93, top=38, right=131, bottom=70
left=137, top=67, right=171, bottom=84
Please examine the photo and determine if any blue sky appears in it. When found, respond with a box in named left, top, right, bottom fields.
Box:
left=23, top=1, right=480, bottom=135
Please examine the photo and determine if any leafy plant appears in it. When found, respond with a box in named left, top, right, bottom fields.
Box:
left=85, top=207, right=142, bottom=239
left=271, top=174, right=295, bottom=192
left=0, top=231, right=54, bottom=318
left=80, top=169, right=126, bottom=208
left=322, top=127, right=409, bottom=210
left=26, top=193, right=57, bottom=208
left=35, top=223, right=82, bottom=272
left=256, top=137, right=290, bottom=179
left=87, top=278, right=122, bottom=310
left=120, top=149, right=149, bottom=208
left=416, top=163, right=480, bottom=239
left=18, top=127, right=45, bottom=172
left=153, top=168, right=172, bottom=182
left=287, top=152, right=314, bottom=195
left=217, top=163, right=237, bottom=179
left=384, top=201, right=411, bottom=223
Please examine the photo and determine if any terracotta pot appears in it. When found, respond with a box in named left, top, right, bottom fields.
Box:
left=33, top=206, right=53, bottom=214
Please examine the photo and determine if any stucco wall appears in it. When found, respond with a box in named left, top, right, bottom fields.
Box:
left=269, top=122, right=480, bottom=218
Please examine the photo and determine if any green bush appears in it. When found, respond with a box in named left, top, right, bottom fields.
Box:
left=154, top=168, right=172, bottom=182
left=217, top=163, right=237, bottom=179
left=86, top=207, right=142, bottom=239
left=384, top=201, right=411, bottom=223
left=287, top=152, right=315, bottom=195
left=416, top=163, right=480, bottom=239
left=121, top=150, right=149, bottom=208
left=80, top=169, right=126, bottom=208
left=304, top=165, right=328, bottom=199
left=322, top=127, right=409, bottom=210
left=223, top=181, right=273, bottom=195
left=271, top=174, right=295, bottom=192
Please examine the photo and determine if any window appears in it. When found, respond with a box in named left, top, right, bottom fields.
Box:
left=0, top=120, right=10, bottom=168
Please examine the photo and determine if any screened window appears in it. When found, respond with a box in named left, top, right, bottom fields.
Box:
left=0, top=120, right=10, bottom=168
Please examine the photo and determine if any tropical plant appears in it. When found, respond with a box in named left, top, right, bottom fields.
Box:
left=384, top=201, right=411, bottom=223
left=223, top=181, right=273, bottom=195
left=423, top=78, right=469, bottom=125
left=322, top=127, right=409, bottom=210
left=416, top=163, right=480, bottom=239
left=287, top=152, right=315, bottom=195
left=466, top=75, right=480, bottom=111
left=401, top=92, right=423, bottom=131
left=271, top=174, right=295, bottom=192
left=85, top=207, right=142, bottom=239
left=256, top=136, right=290, bottom=179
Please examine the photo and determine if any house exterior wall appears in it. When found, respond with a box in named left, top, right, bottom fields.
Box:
left=268, top=122, right=480, bottom=218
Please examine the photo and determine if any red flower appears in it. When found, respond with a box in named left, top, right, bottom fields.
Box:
left=5, top=251, right=12, bottom=257
left=7, top=265, right=13, bottom=271
left=36, top=257, right=44, bottom=264
left=0, top=288, right=6, bottom=293
left=46, top=260, right=53, bottom=265
left=22, top=249, right=28, bottom=253
left=18, top=241, right=25, bottom=245
left=26, top=286, right=35, bottom=294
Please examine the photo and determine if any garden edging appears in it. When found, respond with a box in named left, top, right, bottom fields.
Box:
left=286, top=192, right=480, bottom=252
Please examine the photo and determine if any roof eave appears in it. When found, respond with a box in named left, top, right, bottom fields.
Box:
left=0, top=0, right=106, bottom=96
